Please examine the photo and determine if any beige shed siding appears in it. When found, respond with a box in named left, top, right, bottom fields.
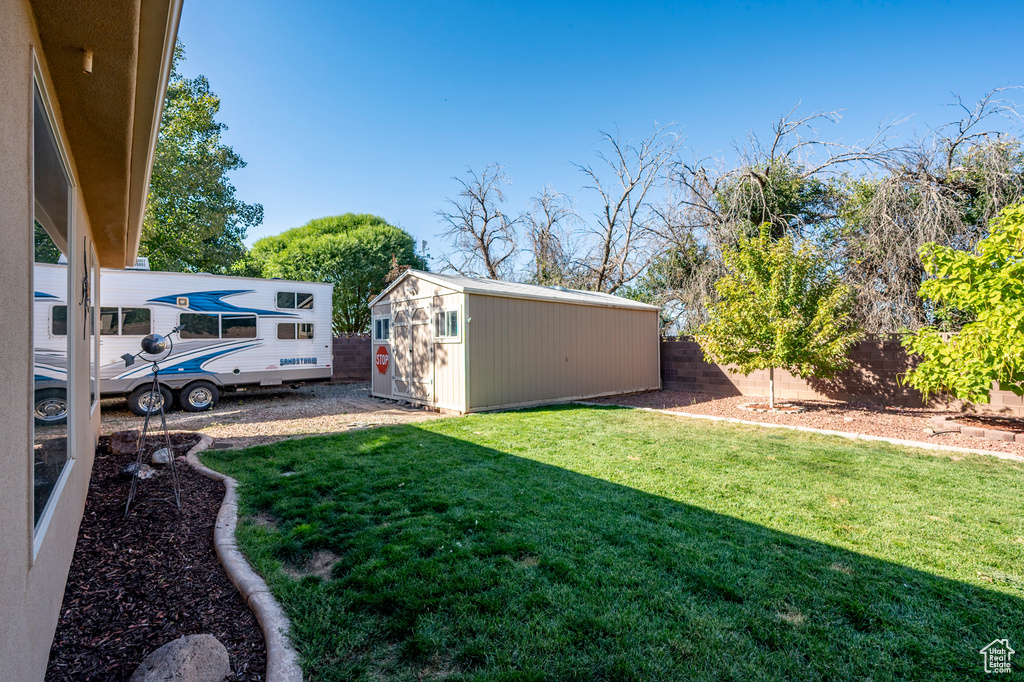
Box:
left=465, top=294, right=660, bottom=410
left=370, top=286, right=466, bottom=412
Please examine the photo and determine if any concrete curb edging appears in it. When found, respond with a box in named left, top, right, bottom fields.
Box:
left=185, top=435, right=304, bottom=682
left=576, top=402, right=1024, bottom=463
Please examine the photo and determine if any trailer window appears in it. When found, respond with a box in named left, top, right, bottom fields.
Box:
left=51, top=305, right=67, bottom=336
left=99, top=307, right=119, bottom=335
left=278, top=322, right=314, bottom=340
left=221, top=314, right=257, bottom=338
left=434, top=309, right=458, bottom=339
left=120, top=308, right=151, bottom=336
left=179, top=313, right=219, bottom=339
left=277, top=291, right=314, bottom=309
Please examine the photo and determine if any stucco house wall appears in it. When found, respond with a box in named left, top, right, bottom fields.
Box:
left=0, top=1, right=180, bottom=677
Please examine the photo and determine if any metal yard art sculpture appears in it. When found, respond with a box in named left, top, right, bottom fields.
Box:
left=122, top=327, right=183, bottom=518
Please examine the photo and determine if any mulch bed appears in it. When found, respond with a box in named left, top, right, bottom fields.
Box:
left=46, top=432, right=266, bottom=681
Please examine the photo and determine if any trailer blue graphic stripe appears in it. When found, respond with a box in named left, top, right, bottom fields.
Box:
left=148, top=290, right=297, bottom=317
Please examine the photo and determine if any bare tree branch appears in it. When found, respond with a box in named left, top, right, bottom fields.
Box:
left=436, top=164, right=519, bottom=279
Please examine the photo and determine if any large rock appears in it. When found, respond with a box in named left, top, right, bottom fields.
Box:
left=129, top=634, right=230, bottom=682
left=110, top=429, right=141, bottom=455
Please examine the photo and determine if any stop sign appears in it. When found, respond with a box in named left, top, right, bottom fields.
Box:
left=375, top=345, right=390, bottom=374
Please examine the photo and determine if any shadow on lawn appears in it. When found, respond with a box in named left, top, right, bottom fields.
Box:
left=206, top=420, right=1024, bottom=681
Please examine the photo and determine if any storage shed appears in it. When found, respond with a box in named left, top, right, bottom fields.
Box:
left=368, top=270, right=661, bottom=413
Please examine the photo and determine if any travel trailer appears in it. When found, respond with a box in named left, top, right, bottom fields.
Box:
left=33, top=262, right=334, bottom=422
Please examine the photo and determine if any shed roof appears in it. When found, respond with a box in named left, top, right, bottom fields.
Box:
left=370, top=269, right=661, bottom=311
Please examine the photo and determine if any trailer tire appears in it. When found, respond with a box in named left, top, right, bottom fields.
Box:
left=179, top=381, right=219, bottom=412
left=34, top=388, right=68, bottom=426
left=128, top=384, right=173, bottom=417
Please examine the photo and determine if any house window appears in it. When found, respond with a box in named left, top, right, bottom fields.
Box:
left=277, top=322, right=314, bottom=340
left=89, top=244, right=98, bottom=409
left=277, top=291, right=314, bottom=309
left=373, top=316, right=390, bottom=341
left=434, top=309, right=459, bottom=339
left=32, top=75, right=73, bottom=535
left=180, top=313, right=257, bottom=339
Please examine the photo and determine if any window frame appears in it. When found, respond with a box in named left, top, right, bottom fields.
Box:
left=31, top=56, right=77, bottom=558
left=277, top=322, right=315, bottom=340
left=432, top=307, right=461, bottom=342
left=178, top=312, right=259, bottom=340
left=373, top=314, right=391, bottom=342
left=118, top=307, right=152, bottom=336
left=276, top=290, right=314, bottom=310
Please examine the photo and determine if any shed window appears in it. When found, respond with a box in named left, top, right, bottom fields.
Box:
left=434, top=309, right=458, bottom=339
left=374, top=316, right=390, bottom=341
left=277, top=291, right=314, bottom=309
left=278, top=322, right=314, bottom=340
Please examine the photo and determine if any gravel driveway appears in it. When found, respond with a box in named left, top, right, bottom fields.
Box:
left=101, top=382, right=441, bottom=447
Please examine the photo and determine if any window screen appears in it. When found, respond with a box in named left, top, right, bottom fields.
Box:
left=99, top=307, right=119, bottom=335
left=51, top=305, right=68, bottom=336
left=120, top=308, right=151, bottom=336
left=180, top=313, right=219, bottom=339
left=277, top=323, right=295, bottom=340
left=221, top=314, right=257, bottom=338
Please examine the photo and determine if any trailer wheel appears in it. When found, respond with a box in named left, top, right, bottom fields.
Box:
left=34, top=388, right=68, bottom=426
left=128, top=384, right=173, bottom=416
left=180, top=381, right=219, bottom=412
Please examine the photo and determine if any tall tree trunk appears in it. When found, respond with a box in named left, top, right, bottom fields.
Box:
left=769, top=366, right=775, bottom=411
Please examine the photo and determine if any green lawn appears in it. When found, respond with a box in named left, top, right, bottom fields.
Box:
left=202, top=405, right=1024, bottom=681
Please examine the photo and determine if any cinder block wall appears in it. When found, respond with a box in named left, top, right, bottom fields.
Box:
left=661, top=336, right=1024, bottom=417
left=332, top=334, right=371, bottom=382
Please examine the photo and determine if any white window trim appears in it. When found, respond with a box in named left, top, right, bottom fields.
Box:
left=372, top=314, right=391, bottom=342
left=432, top=306, right=461, bottom=343
left=31, top=52, right=78, bottom=558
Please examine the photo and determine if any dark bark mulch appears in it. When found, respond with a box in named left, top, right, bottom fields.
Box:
left=46, top=432, right=266, bottom=681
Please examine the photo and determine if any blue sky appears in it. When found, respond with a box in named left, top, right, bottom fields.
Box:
left=177, top=1, right=1024, bottom=261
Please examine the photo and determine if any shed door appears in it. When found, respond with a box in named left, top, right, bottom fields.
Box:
left=392, top=305, right=433, bottom=401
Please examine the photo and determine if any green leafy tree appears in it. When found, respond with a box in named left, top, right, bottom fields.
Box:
left=248, top=214, right=427, bottom=333
left=902, top=202, right=1024, bottom=404
left=140, top=42, right=263, bottom=273
left=698, top=224, right=862, bottom=409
